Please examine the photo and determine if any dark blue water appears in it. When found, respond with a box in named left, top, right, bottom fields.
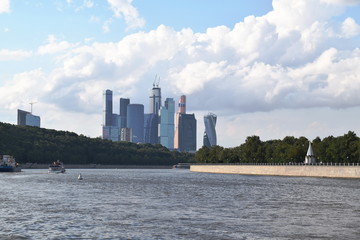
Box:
left=1, top=169, right=359, bottom=239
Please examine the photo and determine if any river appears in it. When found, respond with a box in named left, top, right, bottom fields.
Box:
left=1, top=169, right=359, bottom=239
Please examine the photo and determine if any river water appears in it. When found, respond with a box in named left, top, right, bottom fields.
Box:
left=0, top=169, right=359, bottom=240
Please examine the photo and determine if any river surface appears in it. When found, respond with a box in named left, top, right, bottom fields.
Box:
left=0, top=169, right=359, bottom=240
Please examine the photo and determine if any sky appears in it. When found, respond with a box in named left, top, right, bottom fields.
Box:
left=1, top=0, right=360, bottom=148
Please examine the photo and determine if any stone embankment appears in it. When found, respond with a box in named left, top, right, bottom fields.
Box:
left=190, top=164, right=360, bottom=179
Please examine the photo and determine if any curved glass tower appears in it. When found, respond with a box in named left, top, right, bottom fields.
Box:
left=203, top=113, right=217, bottom=147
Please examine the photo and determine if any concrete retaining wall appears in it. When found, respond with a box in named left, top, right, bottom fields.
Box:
left=190, top=165, right=360, bottom=179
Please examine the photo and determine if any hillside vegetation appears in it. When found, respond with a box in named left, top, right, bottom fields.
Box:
left=0, top=122, right=194, bottom=165
left=196, top=131, right=360, bottom=164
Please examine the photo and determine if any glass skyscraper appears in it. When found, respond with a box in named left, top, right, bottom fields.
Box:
left=203, top=113, right=217, bottom=147
left=127, top=104, right=144, bottom=143
left=149, top=86, right=161, bottom=115
left=174, top=95, right=196, bottom=152
left=159, top=98, right=175, bottom=149
left=103, top=89, right=113, bottom=127
left=144, top=113, right=159, bottom=144
left=119, top=98, right=130, bottom=128
left=177, top=113, right=197, bottom=152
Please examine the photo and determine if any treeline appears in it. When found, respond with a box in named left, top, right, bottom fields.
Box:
left=0, top=122, right=194, bottom=165
left=195, top=131, right=360, bottom=164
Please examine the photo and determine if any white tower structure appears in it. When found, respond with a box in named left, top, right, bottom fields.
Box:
left=305, top=141, right=316, bottom=164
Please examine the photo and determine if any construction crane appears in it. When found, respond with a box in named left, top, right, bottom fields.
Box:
left=29, top=102, right=37, bottom=114
left=153, top=75, right=160, bottom=88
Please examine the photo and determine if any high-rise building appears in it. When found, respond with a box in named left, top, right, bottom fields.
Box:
left=17, top=109, right=40, bottom=127
left=149, top=85, right=161, bottom=115
left=159, top=98, right=175, bottom=149
left=103, top=89, right=113, bottom=127
left=203, top=113, right=217, bottom=147
left=144, top=114, right=158, bottom=144
left=127, top=104, right=144, bottom=143
left=119, top=98, right=130, bottom=128
left=177, top=113, right=197, bottom=152
left=174, top=95, right=196, bottom=152
left=174, top=95, right=186, bottom=149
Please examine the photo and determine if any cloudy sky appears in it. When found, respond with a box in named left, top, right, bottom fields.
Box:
left=1, top=0, right=360, bottom=148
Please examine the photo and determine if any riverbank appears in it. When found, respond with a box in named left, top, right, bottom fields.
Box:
left=21, top=163, right=172, bottom=169
left=190, top=164, right=360, bottom=179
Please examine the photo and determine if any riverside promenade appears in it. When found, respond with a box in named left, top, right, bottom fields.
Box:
left=190, top=163, right=360, bottom=179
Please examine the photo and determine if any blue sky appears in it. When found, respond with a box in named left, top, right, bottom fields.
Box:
left=1, top=0, right=360, bottom=148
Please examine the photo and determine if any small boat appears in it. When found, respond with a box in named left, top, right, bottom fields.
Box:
left=78, top=174, right=83, bottom=180
left=0, top=155, right=21, bottom=172
left=48, top=160, right=66, bottom=173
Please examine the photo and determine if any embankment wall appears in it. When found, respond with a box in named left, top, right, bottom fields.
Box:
left=190, top=164, right=360, bottom=179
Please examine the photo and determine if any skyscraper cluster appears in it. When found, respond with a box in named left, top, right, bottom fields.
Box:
left=102, top=83, right=200, bottom=152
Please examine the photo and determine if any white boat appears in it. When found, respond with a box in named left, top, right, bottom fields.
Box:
left=78, top=173, right=83, bottom=180
left=48, top=160, right=66, bottom=173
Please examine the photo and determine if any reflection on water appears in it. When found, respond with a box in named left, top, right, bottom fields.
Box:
left=1, top=169, right=359, bottom=239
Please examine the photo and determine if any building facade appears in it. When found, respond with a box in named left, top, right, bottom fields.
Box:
left=102, top=126, right=120, bottom=142
left=159, top=98, right=175, bottom=149
left=149, top=86, right=162, bottom=115
left=177, top=113, right=197, bottom=152
left=119, top=98, right=130, bottom=128
left=120, top=128, right=132, bottom=142
left=203, top=113, right=217, bottom=147
left=127, top=104, right=144, bottom=143
left=144, top=113, right=158, bottom=144
left=174, top=95, right=186, bottom=149
left=103, top=89, right=113, bottom=127
left=17, top=109, right=40, bottom=127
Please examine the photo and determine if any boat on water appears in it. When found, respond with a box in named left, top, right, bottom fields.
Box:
left=78, top=173, right=83, bottom=180
left=0, top=155, right=21, bottom=172
left=48, top=160, right=66, bottom=173
left=172, top=163, right=191, bottom=169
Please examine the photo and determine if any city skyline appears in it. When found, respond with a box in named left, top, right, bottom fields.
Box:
left=1, top=0, right=360, bottom=148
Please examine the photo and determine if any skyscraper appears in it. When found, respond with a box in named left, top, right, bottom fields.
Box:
left=174, top=95, right=186, bottom=149
left=203, top=113, right=217, bottom=147
left=103, top=89, right=113, bottom=127
left=174, top=95, right=196, bottom=152
left=159, top=98, right=175, bottom=149
left=144, top=113, right=158, bottom=144
left=17, top=109, right=40, bottom=127
left=149, top=84, right=162, bottom=115
left=127, top=104, right=144, bottom=143
left=119, top=98, right=130, bottom=128
left=177, top=113, right=197, bottom=152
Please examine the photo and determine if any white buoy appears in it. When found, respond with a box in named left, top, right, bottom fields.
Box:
left=78, top=173, right=83, bottom=180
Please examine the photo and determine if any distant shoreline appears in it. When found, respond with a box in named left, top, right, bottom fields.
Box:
left=21, top=163, right=172, bottom=169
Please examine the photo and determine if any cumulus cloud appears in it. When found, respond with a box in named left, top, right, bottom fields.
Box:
left=0, top=0, right=10, bottom=13
left=107, top=0, right=145, bottom=30
left=2, top=0, right=360, bottom=140
left=37, top=35, right=77, bottom=55
left=0, top=49, right=32, bottom=61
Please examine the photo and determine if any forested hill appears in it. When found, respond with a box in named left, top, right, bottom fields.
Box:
left=195, top=131, right=360, bottom=164
left=0, top=122, right=194, bottom=165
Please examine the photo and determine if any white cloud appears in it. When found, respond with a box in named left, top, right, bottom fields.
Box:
left=341, top=17, right=360, bottom=38
left=107, top=0, right=145, bottom=30
left=2, top=0, right=360, bottom=146
left=37, top=35, right=77, bottom=55
left=0, top=0, right=10, bottom=13
left=0, top=49, right=32, bottom=61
